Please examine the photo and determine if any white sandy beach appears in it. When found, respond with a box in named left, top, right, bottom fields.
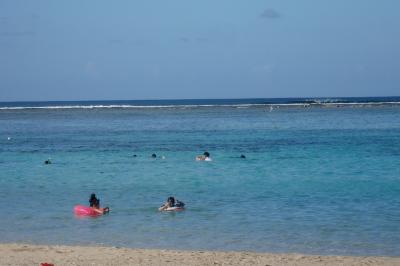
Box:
left=0, top=243, right=399, bottom=266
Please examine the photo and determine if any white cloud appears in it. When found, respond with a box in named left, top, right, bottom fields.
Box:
left=251, top=64, right=276, bottom=74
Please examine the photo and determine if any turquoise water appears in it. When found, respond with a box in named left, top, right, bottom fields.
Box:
left=0, top=103, right=400, bottom=255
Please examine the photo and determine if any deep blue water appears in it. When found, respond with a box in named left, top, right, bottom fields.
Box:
left=1, top=96, right=400, bottom=108
left=0, top=98, right=399, bottom=256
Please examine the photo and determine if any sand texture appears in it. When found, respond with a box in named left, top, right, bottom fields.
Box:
left=0, top=243, right=399, bottom=266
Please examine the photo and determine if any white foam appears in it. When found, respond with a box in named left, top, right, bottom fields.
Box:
left=0, top=102, right=399, bottom=110
left=0, top=104, right=267, bottom=110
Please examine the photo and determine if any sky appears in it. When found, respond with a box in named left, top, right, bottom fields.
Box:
left=0, top=0, right=399, bottom=101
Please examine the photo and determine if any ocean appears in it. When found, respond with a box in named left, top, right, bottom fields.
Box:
left=0, top=97, right=399, bottom=256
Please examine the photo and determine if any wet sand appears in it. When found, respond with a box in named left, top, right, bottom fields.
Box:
left=0, top=243, right=399, bottom=266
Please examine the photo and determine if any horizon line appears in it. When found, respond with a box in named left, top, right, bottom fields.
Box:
left=1, top=95, right=399, bottom=104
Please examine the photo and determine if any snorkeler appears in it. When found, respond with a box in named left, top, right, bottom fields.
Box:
left=158, top=196, right=185, bottom=211
left=89, top=193, right=110, bottom=214
left=196, top=151, right=212, bottom=161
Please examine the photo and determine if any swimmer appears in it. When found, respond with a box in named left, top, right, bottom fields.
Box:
left=196, top=151, right=212, bottom=161
left=151, top=153, right=157, bottom=158
left=7, top=137, right=11, bottom=141
left=159, top=196, right=185, bottom=211
left=89, top=193, right=110, bottom=214
left=133, top=154, right=137, bottom=157
left=44, top=159, right=51, bottom=164
left=240, top=154, right=246, bottom=159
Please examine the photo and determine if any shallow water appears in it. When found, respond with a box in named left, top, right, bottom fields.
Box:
left=0, top=103, right=399, bottom=256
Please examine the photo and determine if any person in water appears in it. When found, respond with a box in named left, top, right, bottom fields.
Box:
left=89, top=193, right=109, bottom=214
left=196, top=151, right=212, bottom=161
left=158, top=196, right=185, bottom=211
left=151, top=153, right=157, bottom=158
left=44, top=159, right=51, bottom=164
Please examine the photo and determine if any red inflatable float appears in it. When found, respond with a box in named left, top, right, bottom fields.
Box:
left=74, top=205, right=103, bottom=217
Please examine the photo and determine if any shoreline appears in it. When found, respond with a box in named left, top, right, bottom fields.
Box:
left=1, top=243, right=399, bottom=266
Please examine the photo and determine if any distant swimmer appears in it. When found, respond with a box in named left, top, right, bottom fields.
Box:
left=133, top=154, right=137, bottom=157
left=44, top=159, right=51, bottom=164
left=159, top=196, right=185, bottom=211
left=196, top=151, right=212, bottom=161
left=151, top=153, right=157, bottom=158
left=89, top=193, right=109, bottom=214
left=240, top=154, right=246, bottom=159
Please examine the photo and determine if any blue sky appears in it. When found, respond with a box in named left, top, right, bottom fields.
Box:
left=0, top=0, right=399, bottom=101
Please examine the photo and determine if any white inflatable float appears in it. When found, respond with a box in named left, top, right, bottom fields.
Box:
left=164, top=206, right=184, bottom=211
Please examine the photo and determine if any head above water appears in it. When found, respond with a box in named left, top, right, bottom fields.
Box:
left=89, top=194, right=99, bottom=207
left=203, top=152, right=210, bottom=157
left=240, top=154, right=246, bottom=158
left=151, top=153, right=157, bottom=158
left=167, top=196, right=175, bottom=205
